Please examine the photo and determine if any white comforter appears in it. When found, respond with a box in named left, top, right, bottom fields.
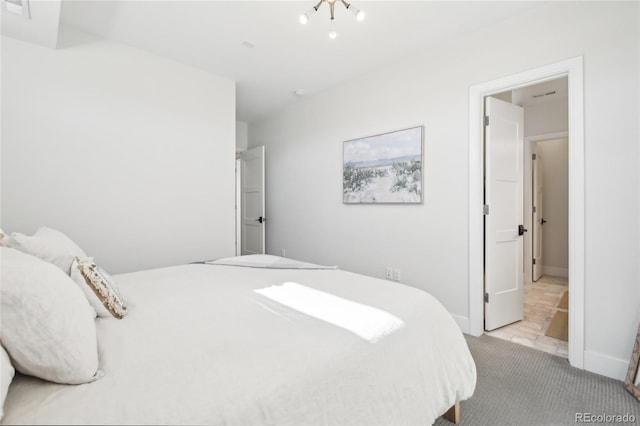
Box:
left=2, top=258, right=476, bottom=425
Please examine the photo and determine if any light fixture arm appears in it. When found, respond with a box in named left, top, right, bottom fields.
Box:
left=300, top=0, right=324, bottom=24
left=299, top=0, right=364, bottom=38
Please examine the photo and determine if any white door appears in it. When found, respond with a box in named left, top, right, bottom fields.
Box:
left=484, top=97, right=524, bottom=331
left=235, top=158, right=242, bottom=256
left=532, top=143, right=543, bottom=281
left=241, top=146, right=265, bottom=255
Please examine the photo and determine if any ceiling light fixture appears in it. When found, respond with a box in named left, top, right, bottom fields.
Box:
left=299, top=0, right=365, bottom=40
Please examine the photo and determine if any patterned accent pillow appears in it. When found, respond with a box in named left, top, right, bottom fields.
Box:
left=71, top=257, right=128, bottom=319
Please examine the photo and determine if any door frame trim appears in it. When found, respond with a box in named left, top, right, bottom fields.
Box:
left=468, top=57, right=584, bottom=369
left=240, top=146, right=266, bottom=255
left=235, top=156, right=242, bottom=256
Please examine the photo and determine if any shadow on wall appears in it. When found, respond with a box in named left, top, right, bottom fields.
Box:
left=57, top=1, right=119, bottom=49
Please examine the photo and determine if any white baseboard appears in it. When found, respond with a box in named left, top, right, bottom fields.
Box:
left=584, top=350, right=629, bottom=381
left=542, top=265, right=568, bottom=278
left=452, top=314, right=470, bottom=334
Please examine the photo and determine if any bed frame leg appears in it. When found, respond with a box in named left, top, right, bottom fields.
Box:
left=442, top=402, right=460, bottom=424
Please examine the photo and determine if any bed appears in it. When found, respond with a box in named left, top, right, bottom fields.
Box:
left=1, top=252, right=476, bottom=425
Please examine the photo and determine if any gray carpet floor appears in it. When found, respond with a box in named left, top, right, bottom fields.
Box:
left=433, top=334, right=640, bottom=425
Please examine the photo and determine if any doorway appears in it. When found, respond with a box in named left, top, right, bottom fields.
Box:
left=468, top=57, right=585, bottom=369
left=485, top=115, right=569, bottom=356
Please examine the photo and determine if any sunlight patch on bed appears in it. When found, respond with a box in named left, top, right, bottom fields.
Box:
left=254, top=282, right=404, bottom=343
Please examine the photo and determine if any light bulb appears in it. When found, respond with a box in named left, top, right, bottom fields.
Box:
left=299, top=14, right=309, bottom=24
left=328, top=17, right=337, bottom=39
left=356, top=10, right=365, bottom=21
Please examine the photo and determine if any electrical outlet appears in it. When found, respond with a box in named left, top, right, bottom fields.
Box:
left=393, top=268, right=401, bottom=282
left=385, top=267, right=393, bottom=280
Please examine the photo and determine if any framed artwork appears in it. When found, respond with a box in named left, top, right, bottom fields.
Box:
left=343, top=126, right=423, bottom=204
left=625, top=323, right=640, bottom=401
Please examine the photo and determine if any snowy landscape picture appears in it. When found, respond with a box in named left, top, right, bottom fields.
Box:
left=343, top=126, right=423, bottom=204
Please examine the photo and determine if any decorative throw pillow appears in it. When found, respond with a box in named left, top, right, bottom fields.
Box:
left=71, top=257, right=128, bottom=319
left=0, top=345, right=15, bottom=420
left=0, top=247, right=102, bottom=385
left=7, top=227, right=87, bottom=275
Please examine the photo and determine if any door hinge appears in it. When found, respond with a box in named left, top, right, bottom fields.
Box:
left=483, top=204, right=489, bottom=215
left=533, top=258, right=536, bottom=265
left=484, top=293, right=489, bottom=303
left=484, top=116, right=489, bottom=126
left=532, top=153, right=537, bottom=160
left=533, top=206, right=537, bottom=213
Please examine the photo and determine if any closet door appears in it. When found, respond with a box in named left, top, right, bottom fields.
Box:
left=241, top=146, right=265, bottom=255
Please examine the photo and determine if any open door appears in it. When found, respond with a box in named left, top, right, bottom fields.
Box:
left=241, top=146, right=265, bottom=255
left=532, top=143, right=544, bottom=281
left=484, top=97, right=524, bottom=331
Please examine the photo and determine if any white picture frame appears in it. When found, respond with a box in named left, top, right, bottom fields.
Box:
left=343, top=126, right=423, bottom=204
left=625, top=324, right=640, bottom=400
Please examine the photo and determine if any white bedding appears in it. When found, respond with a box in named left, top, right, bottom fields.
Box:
left=2, top=259, right=476, bottom=425
left=207, top=254, right=338, bottom=269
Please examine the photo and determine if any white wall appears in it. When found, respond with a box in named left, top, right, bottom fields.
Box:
left=537, top=139, right=569, bottom=277
left=1, top=28, right=236, bottom=273
left=249, top=2, right=639, bottom=379
left=524, top=98, right=569, bottom=137
left=236, top=121, right=248, bottom=152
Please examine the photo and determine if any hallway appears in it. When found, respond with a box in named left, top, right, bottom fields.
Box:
left=485, top=275, right=568, bottom=357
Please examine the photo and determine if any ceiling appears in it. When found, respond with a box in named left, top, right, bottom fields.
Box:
left=54, top=1, right=544, bottom=123
left=512, top=77, right=568, bottom=107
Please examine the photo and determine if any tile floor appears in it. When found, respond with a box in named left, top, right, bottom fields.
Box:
left=485, top=275, right=569, bottom=358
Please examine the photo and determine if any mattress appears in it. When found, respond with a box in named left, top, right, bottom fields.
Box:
left=2, top=258, right=476, bottom=425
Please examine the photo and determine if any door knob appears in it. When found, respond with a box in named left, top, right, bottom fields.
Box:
left=540, top=218, right=547, bottom=225
left=254, top=216, right=265, bottom=224
left=518, top=225, right=527, bottom=236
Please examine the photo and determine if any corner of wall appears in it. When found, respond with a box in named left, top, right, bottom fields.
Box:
left=452, top=315, right=470, bottom=334
left=584, top=350, right=630, bottom=381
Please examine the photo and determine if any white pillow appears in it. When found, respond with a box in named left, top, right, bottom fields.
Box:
left=7, top=227, right=87, bottom=275
left=0, top=247, right=102, bottom=384
left=70, top=257, right=128, bottom=319
left=0, top=345, right=15, bottom=420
